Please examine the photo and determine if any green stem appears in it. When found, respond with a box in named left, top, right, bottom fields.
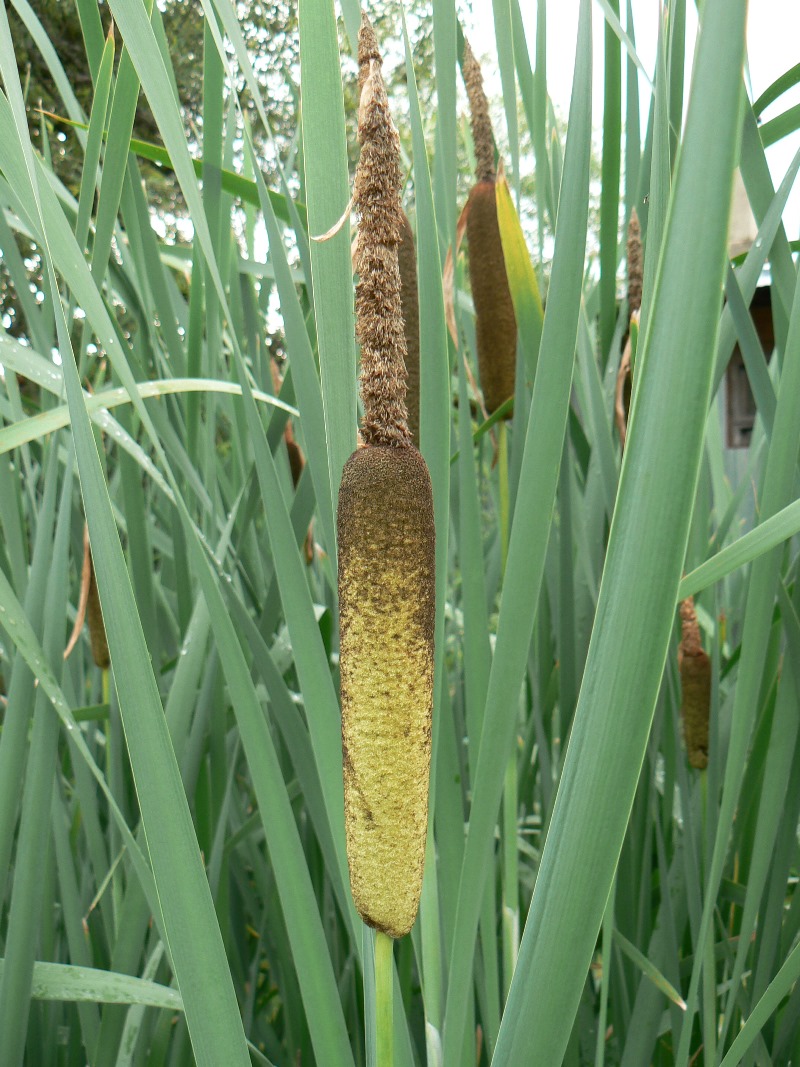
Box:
left=498, top=421, right=519, bottom=997
left=498, top=421, right=510, bottom=575
left=375, top=930, right=394, bottom=1067
left=103, top=666, right=122, bottom=931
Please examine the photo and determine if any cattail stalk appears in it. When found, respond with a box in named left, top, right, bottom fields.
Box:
left=462, top=39, right=517, bottom=417
left=338, top=14, right=435, bottom=947
left=678, top=596, right=711, bottom=770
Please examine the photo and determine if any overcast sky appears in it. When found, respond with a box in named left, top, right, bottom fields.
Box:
left=470, top=0, right=800, bottom=234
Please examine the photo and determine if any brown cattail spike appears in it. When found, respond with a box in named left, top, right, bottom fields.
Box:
left=627, top=209, right=643, bottom=316
left=678, top=596, right=711, bottom=770
left=354, top=18, right=411, bottom=448
left=397, top=211, right=421, bottom=446
left=463, top=38, right=495, bottom=184
left=466, top=181, right=517, bottom=415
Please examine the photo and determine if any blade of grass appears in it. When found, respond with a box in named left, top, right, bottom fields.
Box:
left=298, top=0, right=356, bottom=516
left=0, top=960, right=183, bottom=1012
left=0, top=452, right=71, bottom=1064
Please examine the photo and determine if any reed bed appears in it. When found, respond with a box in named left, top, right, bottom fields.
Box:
left=1, top=0, right=800, bottom=1064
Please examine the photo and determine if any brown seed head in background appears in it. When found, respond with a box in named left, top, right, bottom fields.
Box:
left=466, top=181, right=517, bottom=416
left=627, top=209, right=643, bottom=316
left=463, top=37, right=496, bottom=184
left=678, top=596, right=711, bottom=770
left=397, top=211, right=421, bottom=447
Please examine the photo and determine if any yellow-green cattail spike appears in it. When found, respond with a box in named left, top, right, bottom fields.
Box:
left=337, top=13, right=435, bottom=939
left=678, top=596, right=711, bottom=770
left=338, top=447, right=434, bottom=936
left=462, top=39, right=517, bottom=417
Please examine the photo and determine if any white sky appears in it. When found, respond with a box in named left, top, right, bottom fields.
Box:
left=470, top=0, right=800, bottom=235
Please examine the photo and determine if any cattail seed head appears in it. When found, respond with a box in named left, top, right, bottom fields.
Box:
left=338, top=446, right=435, bottom=937
left=466, top=181, right=517, bottom=416
left=678, top=596, right=711, bottom=770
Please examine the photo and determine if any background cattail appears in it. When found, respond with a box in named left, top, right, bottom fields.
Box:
left=462, top=39, right=517, bottom=417
left=615, top=211, right=644, bottom=449
left=397, top=211, right=421, bottom=447
left=627, top=208, right=643, bottom=317
left=678, top=596, right=711, bottom=770
left=337, top=13, right=435, bottom=939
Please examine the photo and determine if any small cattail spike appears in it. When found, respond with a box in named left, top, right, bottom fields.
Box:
left=678, top=596, right=711, bottom=770
left=627, top=209, right=643, bottom=316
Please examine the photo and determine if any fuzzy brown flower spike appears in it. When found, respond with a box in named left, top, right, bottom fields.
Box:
left=353, top=15, right=411, bottom=448
left=627, top=209, right=643, bottom=316
left=337, top=13, right=435, bottom=940
left=463, top=38, right=495, bottom=184
left=678, top=596, right=711, bottom=770
left=461, top=37, right=517, bottom=417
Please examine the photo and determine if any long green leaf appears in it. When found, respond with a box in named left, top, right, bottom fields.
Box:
left=494, top=1, right=747, bottom=1061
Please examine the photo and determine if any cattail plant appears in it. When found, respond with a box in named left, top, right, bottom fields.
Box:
left=338, top=13, right=435, bottom=944
left=615, top=209, right=643, bottom=450
left=678, top=596, right=711, bottom=770
left=461, top=38, right=517, bottom=417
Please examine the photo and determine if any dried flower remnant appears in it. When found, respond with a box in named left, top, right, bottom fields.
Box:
left=65, top=524, right=110, bottom=669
